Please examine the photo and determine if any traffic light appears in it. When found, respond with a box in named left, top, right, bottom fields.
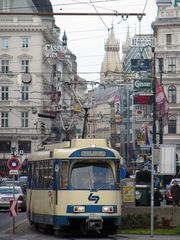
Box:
left=40, top=122, right=46, bottom=134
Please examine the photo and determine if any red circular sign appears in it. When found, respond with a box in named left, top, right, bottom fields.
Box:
left=7, top=157, right=21, bottom=170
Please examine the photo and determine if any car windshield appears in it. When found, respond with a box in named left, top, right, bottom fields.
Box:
left=18, top=176, right=27, bottom=182
left=70, top=162, right=115, bottom=190
left=0, top=188, right=20, bottom=194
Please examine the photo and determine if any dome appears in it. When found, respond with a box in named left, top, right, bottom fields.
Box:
left=32, top=0, right=53, bottom=13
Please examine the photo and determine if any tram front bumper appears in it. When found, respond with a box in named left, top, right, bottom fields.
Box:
left=86, top=216, right=103, bottom=231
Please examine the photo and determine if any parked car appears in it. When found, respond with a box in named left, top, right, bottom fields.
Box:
left=135, top=184, right=151, bottom=206
left=0, top=180, right=20, bottom=186
left=17, top=176, right=27, bottom=186
left=0, top=185, right=26, bottom=211
left=165, top=178, right=180, bottom=205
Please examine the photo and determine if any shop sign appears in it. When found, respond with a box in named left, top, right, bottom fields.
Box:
left=134, top=79, right=152, bottom=90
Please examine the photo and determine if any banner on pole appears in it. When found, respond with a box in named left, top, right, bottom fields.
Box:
left=159, top=144, right=176, bottom=175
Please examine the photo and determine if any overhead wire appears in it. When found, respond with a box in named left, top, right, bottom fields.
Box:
left=89, top=0, right=109, bottom=31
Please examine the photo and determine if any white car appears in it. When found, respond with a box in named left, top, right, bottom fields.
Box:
left=0, top=185, right=26, bottom=211
left=169, top=178, right=180, bottom=186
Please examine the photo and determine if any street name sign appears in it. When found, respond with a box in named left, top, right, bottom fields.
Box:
left=9, top=170, right=19, bottom=175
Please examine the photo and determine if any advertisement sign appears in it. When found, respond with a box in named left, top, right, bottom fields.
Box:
left=134, top=95, right=154, bottom=104
left=131, top=59, right=152, bottom=72
left=123, top=186, right=135, bottom=202
left=134, top=79, right=152, bottom=90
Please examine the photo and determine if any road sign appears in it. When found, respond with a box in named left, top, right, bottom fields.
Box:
left=7, top=157, right=21, bottom=170
left=9, top=170, right=19, bottom=175
left=9, top=200, right=18, bottom=217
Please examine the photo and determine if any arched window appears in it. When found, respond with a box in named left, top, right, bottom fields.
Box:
left=168, top=115, right=176, bottom=134
left=168, top=85, right=176, bottom=103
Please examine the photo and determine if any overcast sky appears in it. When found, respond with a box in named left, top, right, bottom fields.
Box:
left=51, top=0, right=157, bottom=82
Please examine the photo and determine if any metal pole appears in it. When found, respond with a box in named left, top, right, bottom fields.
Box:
left=82, top=107, right=89, bottom=139
left=159, top=58, right=163, bottom=144
left=13, top=175, right=15, bottom=234
left=150, top=144, right=154, bottom=237
left=126, top=87, right=130, bottom=167
left=152, top=47, right=156, bottom=145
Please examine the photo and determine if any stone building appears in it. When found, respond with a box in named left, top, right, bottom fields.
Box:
left=0, top=0, right=85, bottom=173
left=152, top=0, right=180, bottom=161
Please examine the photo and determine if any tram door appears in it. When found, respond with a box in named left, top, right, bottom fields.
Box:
left=54, top=161, right=60, bottom=208
left=54, top=160, right=68, bottom=209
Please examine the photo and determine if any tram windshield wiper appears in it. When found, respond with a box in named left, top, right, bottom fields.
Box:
left=95, top=182, right=114, bottom=191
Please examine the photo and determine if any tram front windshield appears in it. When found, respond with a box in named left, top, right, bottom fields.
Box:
left=71, top=162, right=115, bottom=190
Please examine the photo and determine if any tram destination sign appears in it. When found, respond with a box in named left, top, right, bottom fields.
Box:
left=80, top=150, right=106, bottom=157
left=134, top=79, right=152, bottom=90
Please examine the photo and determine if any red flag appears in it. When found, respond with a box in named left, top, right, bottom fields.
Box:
left=156, top=79, right=168, bottom=126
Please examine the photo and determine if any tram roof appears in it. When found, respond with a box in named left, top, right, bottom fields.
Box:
left=29, top=139, right=122, bottom=161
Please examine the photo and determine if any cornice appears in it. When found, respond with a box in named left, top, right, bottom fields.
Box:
left=0, top=26, right=47, bottom=32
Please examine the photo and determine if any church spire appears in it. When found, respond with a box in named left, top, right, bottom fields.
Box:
left=100, top=27, right=122, bottom=84
left=122, top=23, right=131, bottom=58
left=62, top=31, right=67, bottom=47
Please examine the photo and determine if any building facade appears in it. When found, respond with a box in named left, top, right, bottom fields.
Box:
left=152, top=0, right=180, bottom=161
left=0, top=0, right=85, bottom=174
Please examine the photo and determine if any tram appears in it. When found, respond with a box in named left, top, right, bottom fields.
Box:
left=26, top=138, right=123, bottom=236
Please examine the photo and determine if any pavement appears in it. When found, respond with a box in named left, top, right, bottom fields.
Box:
left=1, top=219, right=180, bottom=239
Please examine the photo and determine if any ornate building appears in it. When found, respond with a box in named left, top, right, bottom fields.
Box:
left=152, top=0, right=180, bottom=163
left=0, top=0, right=85, bottom=174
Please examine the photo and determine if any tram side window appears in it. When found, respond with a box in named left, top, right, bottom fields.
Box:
left=60, top=161, right=68, bottom=189
left=32, top=160, right=54, bottom=189
left=44, top=160, right=53, bottom=189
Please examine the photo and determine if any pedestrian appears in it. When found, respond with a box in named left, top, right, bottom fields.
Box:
left=154, top=176, right=160, bottom=188
left=154, top=188, right=163, bottom=206
left=171, top=180, right=180, bottom=207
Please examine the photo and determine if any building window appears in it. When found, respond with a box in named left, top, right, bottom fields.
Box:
left=1, top=59, right=9, bottom=73
left=166, top=34, right=172, bottom=45
left=18, top=141, right=31, bottom=153
left=21, top=86, right=29, bottom=100
left=1, top=86, right=9, bottom=100
left=0, top=141, right=11, bottom=153
left=21, top=59, right=29, bottom=73
left=167, top=58, right=176, bottom=72
left=2, top=38, right=8, bottom=49
left=22, top=37, right=29, bottom=48
left=1, top=112, right=8, bottom=127
left=21, top=112, right=28, bottom=128
left=168, top=85, right=176, bottom=103
left=0, top=0, right=11, bottom=12
left=168, top=116, right=176, bottom=134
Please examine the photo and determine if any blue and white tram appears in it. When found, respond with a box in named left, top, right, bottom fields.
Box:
left=27, top=139, right=123, bottom=236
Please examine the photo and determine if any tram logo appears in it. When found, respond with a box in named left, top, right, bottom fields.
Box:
left=88, top=193, right=100, bottom=204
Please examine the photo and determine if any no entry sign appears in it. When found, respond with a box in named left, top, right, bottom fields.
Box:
left=7, top=157, right=21, bottom=171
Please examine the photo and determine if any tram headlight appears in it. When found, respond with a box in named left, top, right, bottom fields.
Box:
left=73, top=206, right=85, bottom=213
left=102, top=206, right=114, bottom=213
